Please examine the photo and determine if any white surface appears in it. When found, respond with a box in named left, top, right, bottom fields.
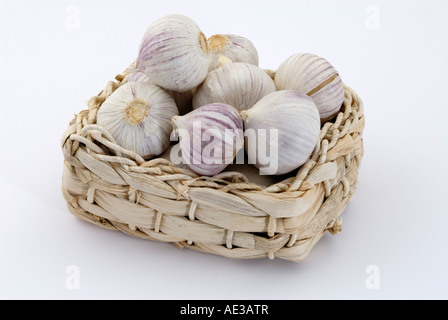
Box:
left=1, top=0, right=447, bottom=300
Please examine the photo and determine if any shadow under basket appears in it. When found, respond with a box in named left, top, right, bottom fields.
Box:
left=61, top=66, right=365, bottom=262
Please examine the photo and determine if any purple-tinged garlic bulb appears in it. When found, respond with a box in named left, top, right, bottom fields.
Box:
left=97, top=82, right=178, bottom=159
left=171, top=103, right=244, bottom=176
left=274, top=53, right=345, bottom=122
left=192, top=62, right=276, bottom=112
left=207, top=34, right=259, bottom=71
left=127, top=70, right=150, bottom=83
left=240, top=90, right=320, bottom=175
left=134, top=14, right=209, bottom=92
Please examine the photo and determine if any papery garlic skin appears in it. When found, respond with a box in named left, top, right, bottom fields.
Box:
left=97, top=82, right=178, bottom=159
left=215, top=55, right=233, bottom=68
left=171, top=103, right=244, bottom=176
left=241, top=90, right=320, bottom=175
left=128, top=71, right=194, bottom=116
left=274, top=53, right=344, bottom=121
left=127, top=70, right=151, bottom=83
left=135, top=14, right=209, bottom=92
left=208, top=34, right=259, bottom=71
left=192, top=62, right=276, bottom=112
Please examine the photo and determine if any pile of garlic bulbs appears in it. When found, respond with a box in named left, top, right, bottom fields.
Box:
left=97, top=14, right=345, bottom=177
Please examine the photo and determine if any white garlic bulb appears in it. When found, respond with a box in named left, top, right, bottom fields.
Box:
left=274, top=53, right=345, bottom=121
left=128, top=70, right=194, bottom=116
left=207, top=34, right=259, bottom=71
left=134, top=14, right=209, bottom=92
left=171, top=103, right=244, bottom=176
left=192, top=62, right=276, bottom=112
left=97, top=82, right=178, bottom=159
left=240, top=90, right=320, bottom=175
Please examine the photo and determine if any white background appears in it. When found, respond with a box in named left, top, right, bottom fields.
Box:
left=1, top=0, right=447, bottom=300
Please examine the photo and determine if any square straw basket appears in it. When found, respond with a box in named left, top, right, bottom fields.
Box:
left=61, top=65, right=365, bottom=262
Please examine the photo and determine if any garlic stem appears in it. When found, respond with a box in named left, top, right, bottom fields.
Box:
left=239, top=110, right=249, bottom=121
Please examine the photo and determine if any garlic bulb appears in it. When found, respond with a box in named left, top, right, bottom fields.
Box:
left=274, top=53, right=345, bottom=121
left=134, top=14, right=209, bottom=92
left=97, top=82, right=178, bottom=159
left=127, top=70, right=150, bottom=83
left=128, top=70, right=194, bottom=116
left=207, top=34, right=259, bottom=71
left=240, top=90, right=320, bottom=175
left=192, top=62, right=276, bottom=112
left=171, top=103, right=244, bottom=176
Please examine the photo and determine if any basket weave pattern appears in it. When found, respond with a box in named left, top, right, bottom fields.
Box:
left=61, top=67, right=365, bottom=262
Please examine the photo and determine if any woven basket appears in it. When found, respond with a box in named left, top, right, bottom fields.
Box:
left=61, top=65, right=364, bottom=262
